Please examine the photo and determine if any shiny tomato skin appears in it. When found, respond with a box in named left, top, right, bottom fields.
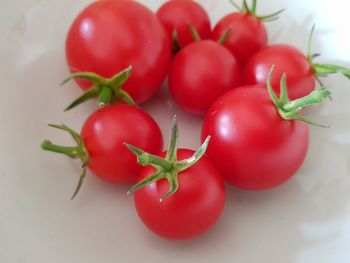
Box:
left=243, top=44, right=315, bottom=100
left=201, top=86, right=309, bottom=190
left=81, top=104, right=163, bottom=184
left=156, top=0, right=211, bottom=50
left=134, top=149, right=225, bottom=240
left=211, top=13, right=267, bottom=67
left=169, top=40, right=240, bottom=116
left=66, top=0, right=171, bottom=104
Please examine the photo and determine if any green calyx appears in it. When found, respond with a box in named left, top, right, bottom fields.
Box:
left=229, top=0, right=284, bottom=21
left=267, top=66, right=331, bottom=128
left=41, top=124, right=89, bottom=199
left=62, top=66, right=136, bottom=111
left=188, top=24, right=201, bottom=42
left=125, top=116, right=211, bottom=202
left=188, top=24, right=232, bottom=45
left=307, top=25, right=350, bottom=87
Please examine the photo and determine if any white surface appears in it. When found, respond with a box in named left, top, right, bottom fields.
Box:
left=1, top=0, right=350, bottom=262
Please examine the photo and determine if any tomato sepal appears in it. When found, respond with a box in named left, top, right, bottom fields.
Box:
left=267, top=66, right=331, bottom=127
left=62, top=66, right=136, bottom=111
left=229, top=0, right=284, bottom=22
left=172, top=30, right=181, bottom=54
left=306, top=25, right=350, bottom=86
left=188, top=24, right=201, bottom=42
left=125, top=116, right=211, bottom=201
left=41, top=124, right=89, bottom=199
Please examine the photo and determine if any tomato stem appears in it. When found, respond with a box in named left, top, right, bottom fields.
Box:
left=306, top=25, right=350, bottom=85
left=99, top=85, right=113, bottom=107
left=41, top=140, right=79, bottom=158
left=63, top=66, right=135, bottom=111
left=267, top=66, right=331, bottom=127
left=125, top=116, right=211, bottom=201
left=229, top=0, right=284, bottom=21
left=41, top=124, right=89, bottom=199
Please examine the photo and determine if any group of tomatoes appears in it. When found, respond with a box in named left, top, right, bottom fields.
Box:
left=42, top=0, right=349, bottom=240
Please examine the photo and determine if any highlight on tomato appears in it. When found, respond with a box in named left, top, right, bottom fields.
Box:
left=41, top=104, right=163, bottom=199
left=243, top=25, right=350, bottom=99
left=211, top=0, right=284, bottom=67
left=65, top=0, right=171, bottom=105
left=125, top=117, right=225, bottom=240
left=202, top=66, right=331, bottom=190
left=156, top=0, right=211, bottom=53
left=169, top=26, right=240, bottom=116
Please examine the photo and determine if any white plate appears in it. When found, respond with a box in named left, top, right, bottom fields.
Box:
left=1, top=0, right=350, bottom=262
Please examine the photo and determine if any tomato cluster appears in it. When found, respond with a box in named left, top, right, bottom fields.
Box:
left=42, top=0, right=349, bottom=240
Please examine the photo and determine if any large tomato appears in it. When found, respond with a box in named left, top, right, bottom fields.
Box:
left=202, top=86, right=309, bottom=190
left=201, top=76, right=330, bottom=190
left=66, top=0, right=171, bottom=104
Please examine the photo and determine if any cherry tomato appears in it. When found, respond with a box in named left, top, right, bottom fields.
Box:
left=134, top=149, right=225, bottom=239
left=66, top=0, right=171, bottom=104
left=201, top=86, right=309, bottom=190
left=243, top=44, right=315, bottom=100
left=169, top=40, right=240, bottom=116
left=212, top=12, right=267, bottom=67
left=42, top=104, right=163, bottom=198
left=82, top=104, right=163, bottom=183
left=157, top=0, right=211, bottom=51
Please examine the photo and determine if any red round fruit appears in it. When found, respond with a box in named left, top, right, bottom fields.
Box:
left=243, top=44, right=315, bottom=99
left=157, top=0, right=211, bottom=50
left=201, top=86, right=309, bottom=190
left=212, top=12, right=267, bottom=67
left=66, top=0, right=171, bottom=104
left=82, top=104, right=163, bottom=183
left=134, top=149, right=225, bottom=240
left=169, top=40, right=240, bottom=116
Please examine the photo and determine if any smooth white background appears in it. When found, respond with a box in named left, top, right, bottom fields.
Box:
left=1, top=0, right=350, bottom=262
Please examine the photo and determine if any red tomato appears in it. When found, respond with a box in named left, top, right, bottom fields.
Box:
left=243, top=44, right=315, bottom=100
left=82, top=104, right=163, bottom=183
left=134, top=149, right=225, bottom=239
left=201, top=86, right=309, bottom=190
left=66, top=0, right=171, bottom=104
left=169, top=40, right=240, bottom=116
left=212, top=12, right=267, bottom=67
left=157, top=0, right=211, bottom=51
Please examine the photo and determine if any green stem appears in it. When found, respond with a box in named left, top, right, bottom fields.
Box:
left=126, top=116, right=211, bottom=201
left=125, top=144, right=173, bottom=171
left=283, top=89, right=331, bottom=112
left=312, top=63, right=350, bottom=80
left=251, top=0, right=257, bottom=14
left=99, top=85, right=113, bottom=107
left=266, top=66, right=331, bottom=127
left=41, top=140, right=79, bottom=158
left=62, top=66, right=136, bottom=111
left=307, top=25, right=350, bottom=82
left=229, top=0, right=284, bottom=21
left=41, top=124, right=90, bottom=199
